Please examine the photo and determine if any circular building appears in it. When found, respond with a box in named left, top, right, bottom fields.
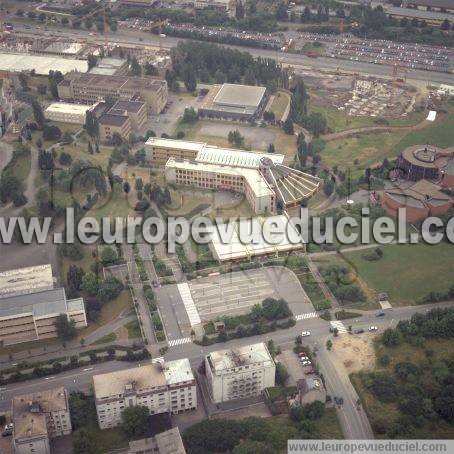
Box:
left=398, top=145, right=443, bottom=181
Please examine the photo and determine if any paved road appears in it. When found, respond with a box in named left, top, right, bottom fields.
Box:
left=11, top=24, right=454, bottom=85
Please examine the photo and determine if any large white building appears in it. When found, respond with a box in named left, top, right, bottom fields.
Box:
left=205, top=342, right=276, bottom=403
left=12, top=387, right=72, bottom=454
left=44, top=102, right=97, bottom=125
left=93, top=359, right=197, bottom=429
left=146, top=137, right=320, bottom=215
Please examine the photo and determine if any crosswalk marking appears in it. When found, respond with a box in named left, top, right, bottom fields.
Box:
left=330, top=320, right=348, bottom=333
left=177, top=283, right=201, bottom=327
left=152, top=357, right=164, bottom=364
left=168, top=337, right=192, bottom=347
left=295, top=312, right=318, bottom=321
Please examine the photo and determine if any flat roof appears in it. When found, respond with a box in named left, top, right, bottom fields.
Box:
left=155, top=428, right=186, bottom=454
left=214, top=84, right=267, bottom=109
left=146, top=137, right=206, bottom=153
left=166, top=158, right=275, bottom=198
left=207, top=342, right=274, bottom=372
left=93, top=359, right=193, bottom=399
left=163, top=358, right=194, bottom=385
left=0, top=265, right=53, bottom=297
left=99, top=113, right=129, bottom=127
left=45, top=102, right=93, bottom=116
left=13, top=387, right=68, bottom=440
left=208, top=214, right=304, bottom=261
left=111, top=100, right=146, bottom=113
left=0, top=52, right=88, bottom=75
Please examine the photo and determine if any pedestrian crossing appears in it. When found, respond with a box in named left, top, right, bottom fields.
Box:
left=152, top=357, right=164, bottom=364
left=330, top=320, right=348, bottom=334
left=295, top=312, right=318, bottom=321
left=177, top=283, right=201, bottom=327
left=168, top=337, right=192, bottom=347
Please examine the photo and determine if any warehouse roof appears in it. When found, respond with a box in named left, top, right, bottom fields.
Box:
left=208, top=214, right=305, bottom=262
left=214, top=84, right=267, bottom=108
left=197, top=146, right=284, bottom=169
left=0, top=288, right=84, bottom=319
left=207, top=343, right=274, bottom=373
left=0, top=265, right=54, bottom=297
left=0, top=52, right=88, bottom=75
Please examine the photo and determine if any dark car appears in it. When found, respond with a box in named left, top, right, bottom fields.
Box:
left=354, top=329, right=365, bottom=334
left=376, top=312, right=385, bottom=317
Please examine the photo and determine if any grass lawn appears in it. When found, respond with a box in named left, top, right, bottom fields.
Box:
left=92, top=332, right=117, bottom=345
left=321, top=130, right=407, bottom=173
left=61, top=143, right=112, bottom=169
left=268, top=91, right=290, bottom=121
left=343, top=242, right=454, bottom=306
left=125, top=319, right=141, bottom=339
left=351, top=337, right=454, bottom=438
left=87, top=184, right=135, bottom=222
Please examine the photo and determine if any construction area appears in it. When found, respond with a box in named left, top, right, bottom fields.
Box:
left=302, top=69, right=418, bottom=119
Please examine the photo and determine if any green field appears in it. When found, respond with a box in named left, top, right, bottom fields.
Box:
left=344, top=243, right=454, bottom=306
left=268, top=91, right=290, bottom=120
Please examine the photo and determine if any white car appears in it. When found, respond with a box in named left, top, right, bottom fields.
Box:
left=368, top=326, right=378, bottom=331
left=299, top=356, right=309, bottom=361
left=301, top=331, right=311, bottom=337
left=302, top=360, right=312, bottom=366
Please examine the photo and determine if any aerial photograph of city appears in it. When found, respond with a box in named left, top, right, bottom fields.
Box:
left=0, top=0, right=453, bottom=453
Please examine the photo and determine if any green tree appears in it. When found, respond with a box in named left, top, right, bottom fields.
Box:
left=130, top=57, right=142, bottom=76
left=85, top=111, right=99, bottom=137
left=122, top=405, right=149, bottom=437
left=182, top=64, right=197, bottom=92
left=235, top=1, right=245, bottom=20
left=267, top=143, right=276, bottom=154
left=80, top=272, right=100, bottom=296
left=100, top=247, right=118, bottom=266
left=32, top=100, right=45, bottom=127
left=275, top=362, right=289, bottom=386
left=54, top=314, right=77, bottom=341
left=282, top=117, right=294, bottom=135
left=87, top=54, right=97, bottom=70
left=326, top=339, right=333, bottom=350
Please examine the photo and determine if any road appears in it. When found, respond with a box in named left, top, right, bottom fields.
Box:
left=1, top=300, right=452, bottom=438
left=11, top=24, right=454, bottom=85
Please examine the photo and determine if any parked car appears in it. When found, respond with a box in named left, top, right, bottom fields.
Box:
left=299, top=356, right=309, bottom=361
left=354, top=329, right=365, bottom=334
left=301, top=331, right=311, bottom=337
left=301, top=360, right=312, bottom=366
left=369, top=326, right=378, bottom=331
left=376, top=312, right=385, bottom=317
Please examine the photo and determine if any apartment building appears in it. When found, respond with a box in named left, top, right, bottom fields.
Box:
left=204, top=343, right=276, bottom=403
left=99, top=113, right=132, bottom=143
left=44, top=102, right=97, bottom=125
left=93, top=359, right=197, bottom=430
left=0, top=287, right=87, bottom=345
left=127, top=428, right=186, bottom=454
left=12, top=387, right=72, bottom=454
left=58, top=73, right=168, bottom=114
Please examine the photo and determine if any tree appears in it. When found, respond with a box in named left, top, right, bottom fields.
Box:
left=80, top=272, right=100, bottom=296
left=275, top=362, right=289, bottom=386
left=130, top=57, right=142, bottom=76
left=18, top=72, right=28, bottom=91
left=32, top=100, right=45, bottom=127
left=381, top=328, right=403, bottom=347
left=441, top=19, right=450, bottom=31
left=67, top=265, right=85, bottom=298
left=100, top=247, right=118, bottom=266
left=182, top=64, right=197, bottom=92
left=282, top=117, right=294, bottom=135
left=43, top=125, right=61, bottom=141
left=123, top=181, right=131, bottom=196
left=144, top=62, right=156, bottom=76
left=236, top=1, right=245, bottom=20
left=73, top=428, right=97, bottom=454
left=54, top=314, right=77, bottom=341
left=122, top=406, right=149, bottom=437
left=267, top=143, right=275, bottom=154
left=85, top=111, right=99, bottom=137
left=275, top=2, right=288, bottom=21
left=326, top=339, right=333, bottom=350
left=87, top=54, right=97, bottom=70
left=37, top=84, right=47, bottom=95
left=182, top=107, right=198, bottom=123
left=97, top=277, right=123, bottom=302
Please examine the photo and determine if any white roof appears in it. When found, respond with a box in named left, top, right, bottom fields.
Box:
left=0, top=265, right=54, bottom=297
left=196, top=145, right=284, bottom=169
left=165, top=158, right=274, bottom=198
left=0, top=52, right=88, bottom=75
left=163, top=358, right=194, bottom=385
left=208, top=214, right=305, bottom=261
left=45, top=102, right=93, bottom=116
left=145, top=137, right=206, bottom=153
left=207, top=342, right=274, bottom=372
left=214, top=84, right=267, bottom=108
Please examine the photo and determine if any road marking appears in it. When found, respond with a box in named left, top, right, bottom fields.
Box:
left=177, top=283, right=201, bottom=327
left=152, top=357, right=164, bottom=364
left=295, top=312, right=318, bottom=321
left=330, top=320, right=348, bottom=334
left=168, top=337, right=192, bottom=347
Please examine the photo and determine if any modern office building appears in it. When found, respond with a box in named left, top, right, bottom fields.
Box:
left=199, top=83, right=268, bottom=121
left=88, top=57, right=129, bottom=76
left=99, top=113, right=132, bottom=142
left=109, top=100, right=147, bottom=130
left=93, top=359, right=197, bottom=429
left=0, top=288, right=87, bottom=345
left=12, top=387, right=72, bottom=454
left=58, top=73, right=168, bottom=114
left=204, top=342, right=276, bottom=403
left=151, top=138, right=320, bottom=214
left=44, top=102, right=97, bottom=125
